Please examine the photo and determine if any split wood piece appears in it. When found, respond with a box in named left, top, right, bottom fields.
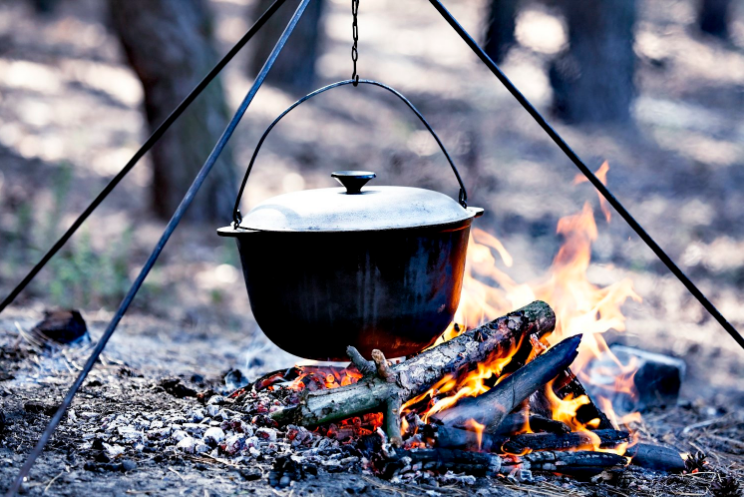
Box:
left=531, top=367, right=614, bottom=430
left=271, top=300, right=556, bottom=445
left=523, top=450, right=628, bottom=478
left=433, top=422, right=628, bottom=453
left=376, top=448, right=503, bottom=479
left=377, top=448, right=626, bottom=480
left=490, top=412, right=570, bottom=436
left=501, top=429, right=629, bottom=453
left=627, top=443, right=685, bottom=472
left=432, top=334, right=582, bottom=434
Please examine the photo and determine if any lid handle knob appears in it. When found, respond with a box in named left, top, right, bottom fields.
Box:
left=332, top=171, right=376, bottom=194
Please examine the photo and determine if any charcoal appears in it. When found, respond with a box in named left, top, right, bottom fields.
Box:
left=159, top=378, right=197, bottom=398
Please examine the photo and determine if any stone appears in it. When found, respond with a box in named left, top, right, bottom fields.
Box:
left=203, top=427, right=225, bottom=447
left=176, top=437, right=197, bottom=454
left=121, top=460, right=136, bottom=472
left=256, top=427, right=277, bottom=442
left=587, top=345, right=686, bottom=414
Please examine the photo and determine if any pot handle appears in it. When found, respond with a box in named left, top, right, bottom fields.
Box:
left=232, top=79, right=469, bottom=227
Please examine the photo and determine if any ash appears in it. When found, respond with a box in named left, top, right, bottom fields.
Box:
left=0, top=313, right=741, bottom=497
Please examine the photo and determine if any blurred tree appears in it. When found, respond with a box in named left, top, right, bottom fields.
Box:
left=549, top=0, right=637, bottom=124
left=698, top=0, right=732, bottom=39
left=249, top=0, right=325, bottom=93
left=483, top=0, right=520, bottom=63
left=109, top=0, right=236, bottom=223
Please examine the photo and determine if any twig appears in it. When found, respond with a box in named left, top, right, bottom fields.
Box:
left=371, top=349, right=396, bottom=383
left=346, top=346, right=376, bottom=377
left=167, top=467, right=186, bottom=481
left=43, top=471, right=64, bottom=494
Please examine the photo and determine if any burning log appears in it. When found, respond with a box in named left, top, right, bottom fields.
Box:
left=432, top=334, right=582, bottom=433
left=377, top=448, right=503, bottom=479
left=499, top=429, right=629, bottom=453
left=490, top=412, right=570, bottom=436
left=432, top=421, right=628, bottom=453
left=271, top=301, right=556, bottom=445
left=377, top=448, right=627, bottom=480
left=523, top=450, right=627, bottom=478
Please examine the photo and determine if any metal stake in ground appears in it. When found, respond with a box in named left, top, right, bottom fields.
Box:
left=4, top=0, right=311, bottom=494
left=428, top=0, right=744, bottom=352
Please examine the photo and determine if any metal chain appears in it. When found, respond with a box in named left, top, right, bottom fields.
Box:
left=351, top=0, right=359, bottom=86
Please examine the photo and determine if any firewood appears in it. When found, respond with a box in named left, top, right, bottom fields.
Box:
left=432, top=422, right=628, bottom=453
left=271, top=301, right=556, bottom=445
left=376, top=448, right=503, bottom=478
left=524, top=450, right=628, bottom=478
left=500, top=429, right=629, bottom=453
left=432, top=334, right=582, bottom=433
left=627, top=443, right=685, bottom=472
left=377, top=448, right=626, bottom=480
left=489, top=412, right=571, bottom=436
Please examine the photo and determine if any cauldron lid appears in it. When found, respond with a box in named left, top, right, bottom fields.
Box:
left=231, top=171, right=482, bottom=233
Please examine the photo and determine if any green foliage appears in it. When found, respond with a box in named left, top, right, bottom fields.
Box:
left=0, top=163, right=135, bottom=309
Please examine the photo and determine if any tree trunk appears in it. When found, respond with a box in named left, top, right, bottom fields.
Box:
left=483, top=0, right=520, bottom=63
left=699, top=0, right=732, bottom=39
left=109, top=0, right=237, bottom=223
left=549, top=0, right=637, bottom=124
left=248, top=0, right=325, bottom=93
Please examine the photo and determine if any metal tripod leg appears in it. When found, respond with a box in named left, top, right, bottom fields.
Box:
left=4, top=1, right=312, bottom=494
left=428, top=0, right=744, bottom=351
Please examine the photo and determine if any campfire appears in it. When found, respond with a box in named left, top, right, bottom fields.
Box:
left=221, top=163, right=686, bottom=485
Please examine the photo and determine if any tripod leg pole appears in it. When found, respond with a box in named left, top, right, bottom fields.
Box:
left=4, top=1, right=313, bottom=494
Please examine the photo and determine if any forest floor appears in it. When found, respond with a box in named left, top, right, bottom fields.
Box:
left=0, top=0, right=744, bottom=494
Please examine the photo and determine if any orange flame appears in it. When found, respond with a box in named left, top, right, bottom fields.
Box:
left=465, top=419, right=486, bottom=451
left=414, top=161, right=642, bottom=454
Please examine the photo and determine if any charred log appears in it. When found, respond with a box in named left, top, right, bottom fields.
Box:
left=377, top=448, right=502, bottom=479
left=377, top=448, right=626, bottom=479
left=501, top=429, right=629, bottom=453
left=271, top=301, right=556, bottom=444
left=524, top=450, right=627, bottom=478
left=432, top=422, right=628, bottom=453
left=432, top=334, right=582, bottom=433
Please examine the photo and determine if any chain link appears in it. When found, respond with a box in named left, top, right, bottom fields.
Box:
left=351, top=0, right=359, bottom=86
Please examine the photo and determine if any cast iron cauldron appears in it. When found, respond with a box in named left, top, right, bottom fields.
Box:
left=217, top=80, right=484, bottom=361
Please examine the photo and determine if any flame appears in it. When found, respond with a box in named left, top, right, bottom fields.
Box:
left=575, top=160, right=612, bottom=223
left=415, top=161, right=642, bottom=455
left=465, top=419, right=486, bottom=451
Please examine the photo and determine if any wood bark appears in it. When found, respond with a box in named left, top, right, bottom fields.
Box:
left=109, top=0, right=237, bottom=222
left=483, top=0, right=520, bottom=63
left=432, top=334, right=581, bottom=432
left=549, top=0, right=637, bottom=123
left=271, top=301, right=556, bottom=444
left=249, top=0, right=325, bottom=93
left=699, top=0, right=732, bottom=39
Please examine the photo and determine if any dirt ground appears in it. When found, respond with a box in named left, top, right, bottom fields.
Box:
left=1, top=0, right=744, bottom=494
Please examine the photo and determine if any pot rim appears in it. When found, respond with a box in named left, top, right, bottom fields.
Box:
left=217, top=206, right=484, bottom=237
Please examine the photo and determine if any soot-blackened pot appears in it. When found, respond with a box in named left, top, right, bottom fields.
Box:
left=218, top=171, right=483, bottom=360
